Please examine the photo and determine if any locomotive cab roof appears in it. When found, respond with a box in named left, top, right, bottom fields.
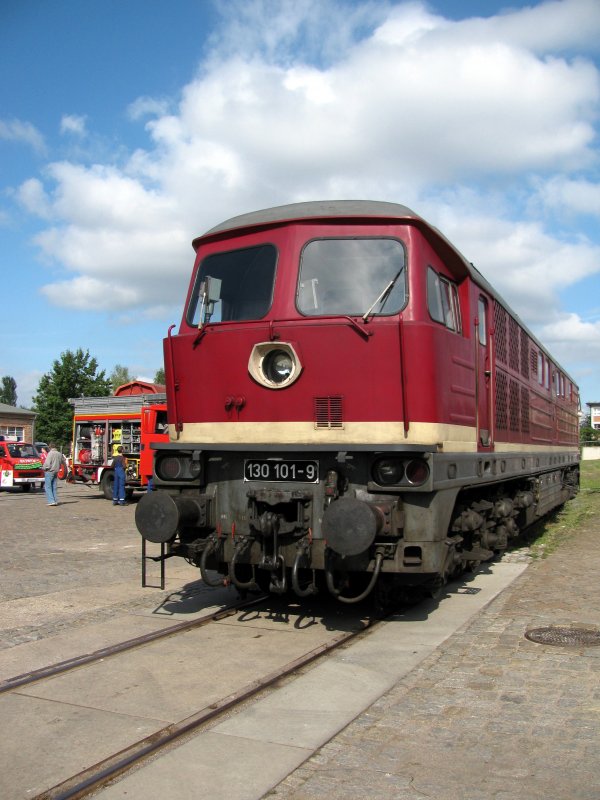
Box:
left=196, top=200, right=477, bottom=286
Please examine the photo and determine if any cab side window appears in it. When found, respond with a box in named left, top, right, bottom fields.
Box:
left=427, top=266, right=462, bottom=333
left=155, top=411, right=168, bottom=433
left=478, top=296, right=488, bottom=345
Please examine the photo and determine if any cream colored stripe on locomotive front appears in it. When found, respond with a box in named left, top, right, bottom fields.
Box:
left=174, top=421, right=479, bottom=451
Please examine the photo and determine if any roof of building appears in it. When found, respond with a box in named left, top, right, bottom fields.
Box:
left=0, top=403, right=36, bottom=417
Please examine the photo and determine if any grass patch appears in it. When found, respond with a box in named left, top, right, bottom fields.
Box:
left=581, top=457, right=600, bottom=491
left=520, top=459, right=600, bottom=558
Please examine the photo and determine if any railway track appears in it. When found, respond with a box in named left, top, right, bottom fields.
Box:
left=2, top=595, right=375, bottom=800
left=0, top=596, right=267, bottom=695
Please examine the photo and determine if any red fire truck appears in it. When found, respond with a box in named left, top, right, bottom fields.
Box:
left=0, top=438, right=45, bottom=492
left=69, top=389, right=168, bottom=499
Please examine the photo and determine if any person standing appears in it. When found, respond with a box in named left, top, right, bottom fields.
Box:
left=43, top=443, right=66, bottom=506
left=112, top=446, right=127, bottom=505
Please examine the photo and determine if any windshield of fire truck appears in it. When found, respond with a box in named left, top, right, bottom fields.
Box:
left=8, top=444, right=37, bottom=458
left=297, top=238, right=406, bottom=316
left=187, top=244, right=277, bottom=324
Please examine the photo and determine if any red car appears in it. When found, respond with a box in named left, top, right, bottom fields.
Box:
left=35, top=442, right=49, bottom=463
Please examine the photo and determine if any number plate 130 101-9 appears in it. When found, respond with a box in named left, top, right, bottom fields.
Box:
left=244, top=459, right=319, bottom=483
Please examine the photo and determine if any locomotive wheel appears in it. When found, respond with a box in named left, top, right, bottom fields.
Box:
left=374, top=578, right=428, bottom=614
left=374, top=577, right=398, bottom=615
left=424, top=575, right=446, bottom=600
left=101, top=471, right=114, bottom=500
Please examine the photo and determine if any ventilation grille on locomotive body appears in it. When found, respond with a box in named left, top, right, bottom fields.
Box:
left=493, top=300, right=577, bottom=443
left=314, top=396, right=344, bottom=429
left=494, top=301, right=534, bottom=436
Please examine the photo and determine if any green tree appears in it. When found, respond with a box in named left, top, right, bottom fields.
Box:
left=109, top=364, right=134, bottom=393
left=154, top=367, right=165, bottom=385
left=33, top=349, right=111, bottom=448
left=0, top=376, right=17, bottom=406
left=580, top=422, right=600, bottom=446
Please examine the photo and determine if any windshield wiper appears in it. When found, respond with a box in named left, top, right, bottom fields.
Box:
left=362, top=267, right=404, bottom=322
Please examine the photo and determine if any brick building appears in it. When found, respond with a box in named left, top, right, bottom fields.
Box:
left=0, top=403, right=37, bottom=442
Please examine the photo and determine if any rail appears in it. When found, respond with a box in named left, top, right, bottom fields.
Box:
left=32, top=615, right=377, bottom=800
left=0, top=596, right=266, bottom=695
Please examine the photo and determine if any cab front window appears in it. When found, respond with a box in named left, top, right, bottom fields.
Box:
left=187, top=244, right=277, bottom=325
left=297, top=238, right=406, bottom=317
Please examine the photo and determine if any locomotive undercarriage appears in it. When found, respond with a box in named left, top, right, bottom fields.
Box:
left=137, top=446, right=580, bottom=606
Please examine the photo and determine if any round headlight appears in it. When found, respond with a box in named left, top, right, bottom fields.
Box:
left=263, top=350, right=294, bottom=384
left=405, top=459, right=430, bottom=486
left=248, top=341, right=302, bottom=389
left=373, top=458, right=404, bottom=486
left=157, top=456, right=183, bottom=481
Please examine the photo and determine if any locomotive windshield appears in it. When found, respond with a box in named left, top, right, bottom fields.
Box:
left=297, top=238, right=406, bottom=316
left=187, top=244, right=277, bottom=324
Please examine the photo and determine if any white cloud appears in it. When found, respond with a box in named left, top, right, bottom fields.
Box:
left=13, top=0, right=600, bottom=360
left=169, top=26, right=597, bottom=190
left=41, top=162, right=179, bottom=230
left=34, top=224, right=191, bottom=311
left=60, top=114, right=88, bottom=136
left=431, top=201, right=600, bottom=323
left=539, top=312, right=600, bottom=345
left=16, top=178, right=54, bottom=219
left=533, top=176, right=600, bottom=218
left=210, top=0, right=389, bottom=64
left=536, top=312, right=600, bottom=376
left=41, top=276, right=138, bottom=310
left=20, top=160, right=192, bottom=312
left=0, top=118, right=46, bottom=154
left=13, top=370, right=45, bottom=409
left=377, top=0, right=600, bottom=55
left=127, top=96, right=171, bottom=121
left=460, top=0, right=600, bottom=53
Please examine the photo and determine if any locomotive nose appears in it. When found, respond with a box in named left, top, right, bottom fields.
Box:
left=321, top=496, right=380, bottom=556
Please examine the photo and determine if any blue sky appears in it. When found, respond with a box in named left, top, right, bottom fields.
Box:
left=1, top=0, right=599, bottom=409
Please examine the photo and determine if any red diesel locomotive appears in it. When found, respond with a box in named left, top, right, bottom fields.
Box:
left=136, top=201, right=580, bottom=604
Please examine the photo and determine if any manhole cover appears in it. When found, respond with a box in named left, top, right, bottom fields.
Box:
left=525, top=626, right=600, bottom=647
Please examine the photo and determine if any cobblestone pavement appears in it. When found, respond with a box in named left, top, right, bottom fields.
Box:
left=0, top=482, right=208, bottom=649
left=266, top=491, right=600, bottom=800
